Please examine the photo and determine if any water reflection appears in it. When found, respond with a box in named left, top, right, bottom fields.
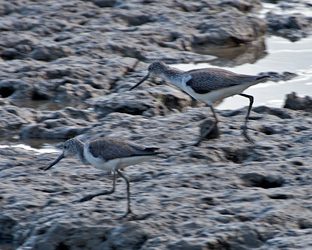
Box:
left=0, top=138, right=61, bottom=154
left=193, top=38, right=267, bottom=67
left=173, top=35, right=312, bottom=110
left=11, top=99, right=90, bottom=111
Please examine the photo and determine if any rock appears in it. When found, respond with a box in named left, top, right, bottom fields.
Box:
left=174, top=1, right=208, bottom=12
left=19, top=222, right=148, bottom=250
left=167, top=239, right=204, bottom=250
left=30, top=45, right=74, bottom=61
left=260, top=125, right=279, bottom=135
left=55, top=83, right=95, bottom=102
left=240, top=172, right=285, bottom=188
left=0, top=79, right=34, bottom=99
left=37, top=107, right=97, bottom=123
left=222, top=146, right=250, bottom=164
left=0, top=215, right=17, bottom=240
left=253, top=106, right=293, bottom=119
left=258, top=229, right=312, bottom=249
left=0, top=2, right=16, bottom=15
left=0, top=34, right=37, bottom=60
left=1, top=48, right=25, bottom=60
left=0, top=34, right=37, bottom=49
left=218, top=0, right=263, bottom=12
left=108, top=222, right=148, bottom=249
left=92, top=86, right=194, bottom=118
left=89, top=0, right=120, bottom=8
left=0, top=105, right=34, bottom=137
left=0, top=80, right=17, bottom=98
left=93, top=92, right=165, bottom=118
left=199, top=119, right=220, bottom=140
left=193, top=9, right=267, bottom=47
left=20, top=223, right=110, bottom=250
left=259, top=71, right=298, bottom=82
left=113, top=10, right=155, bottom=26
left=284, top=92, right=312, bottom=112
left=266, top=12, right=312, bottom=41
left=0, top=79, right=55, bottom=101
left=20, top=107, right=96, bottom=139
left=20, top=123, right=91, bottom=139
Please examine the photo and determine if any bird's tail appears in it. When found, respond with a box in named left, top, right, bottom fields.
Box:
left=256, top=75, right=271, bottom=82
left=144, top=147, right=160, bottom=155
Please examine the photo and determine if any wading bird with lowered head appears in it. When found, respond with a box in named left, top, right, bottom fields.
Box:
left=44, top=137, right=159, bottom=218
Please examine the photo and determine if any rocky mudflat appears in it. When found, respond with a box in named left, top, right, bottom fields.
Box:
left=0, top=0, right=312, bottom=250
left=1, top=104, right=312, bottom=250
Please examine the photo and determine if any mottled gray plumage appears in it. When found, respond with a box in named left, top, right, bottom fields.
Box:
left=185, top=68, right=267, bottom=94
left=87, top=137, right=159, bottom=160
left=62, top=138, right=87, bottom=164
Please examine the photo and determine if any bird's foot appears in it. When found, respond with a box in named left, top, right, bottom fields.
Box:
left=190, top=139, right=202, bottom=147
left=180, top=141, right=199, bottom=148
left=242, top=126, right=254, bottom=144
left=72, top=194, right=96, bottom=203
left=118, top=209, right=132, bottom=220
left=118, top=211, right=153, bottom=221
left=73, top=188, right=115, bottom=203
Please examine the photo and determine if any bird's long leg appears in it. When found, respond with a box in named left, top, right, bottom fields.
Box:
left=193, top=105, right=218, bottom=146
left=116, top=169, right=132, bottom=218
left=239, top=93, right=254, bottom=143
left=78, top=171, right=116, bottom=202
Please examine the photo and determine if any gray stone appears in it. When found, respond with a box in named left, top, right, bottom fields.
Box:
left=1, top=48, right=25, bottom=60
left=0, top=215, right=17, bottom=239
left=199, top=119, right=220, bottom=140
left=0, top=105, right=34, bottom=137
left=266, top=12, right=312, bottom=41
left=284, top=92, right=312, bottom=112
left=89, top=0, right=120, bottom=8
left=168, top=239, right=205, bottom=250
left=19, top=107, right=96, bottom=139
left=93, top=86, right=193, bottom=118
left=193, top=9, right=267, bottom=47
left=30, top=45, right=74, bottom=61
left=253, top=106, right=293, bottom=119
left=108, top=222, right=148, bottom=249
left=0, top=2, right=16, bottom=15
left=114, top=10, right=154, bottom=26
left=241, top=172, right=285, bottom=188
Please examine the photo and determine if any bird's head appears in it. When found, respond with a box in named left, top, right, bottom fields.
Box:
left=44, top=138, right=82, bottom=171
left=129, top=61, right=167, bottom=90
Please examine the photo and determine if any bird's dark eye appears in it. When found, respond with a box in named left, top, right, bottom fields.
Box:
left=64, top=145, right=67, bottom=149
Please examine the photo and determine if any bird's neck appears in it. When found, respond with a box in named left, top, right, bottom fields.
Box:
left=75, top=140, right=89, bottom=165
left=160, top=66, right=186, bottom=89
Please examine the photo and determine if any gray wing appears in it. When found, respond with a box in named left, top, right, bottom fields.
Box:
left=186, top=68, right=263, bottom=94
left=88, top=138, right=158, bottom=161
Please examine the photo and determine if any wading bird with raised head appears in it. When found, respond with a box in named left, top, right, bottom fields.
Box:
left=130, top=61, right=270, bottom=145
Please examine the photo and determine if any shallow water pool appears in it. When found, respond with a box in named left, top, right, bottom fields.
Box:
left=173, top=35, right=312, bottom=110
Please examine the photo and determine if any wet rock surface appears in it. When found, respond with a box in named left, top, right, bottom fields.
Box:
left=284, top=92, right=312, bottom=113
left=1, top=104, right=312, bottom=250
left=0, top=0, right=311, bottom=250
left=264, top=0, right=312, bottom=41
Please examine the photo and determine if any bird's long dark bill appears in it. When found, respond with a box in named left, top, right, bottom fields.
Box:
left=44, top=152, right=64, bottom=171
left=129, top=74, right=149, bottom=90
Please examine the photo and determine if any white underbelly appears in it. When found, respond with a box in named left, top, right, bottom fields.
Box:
left=185, top=83, right=254, bottom=105
left=84, top=152, right=156, bottom=171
